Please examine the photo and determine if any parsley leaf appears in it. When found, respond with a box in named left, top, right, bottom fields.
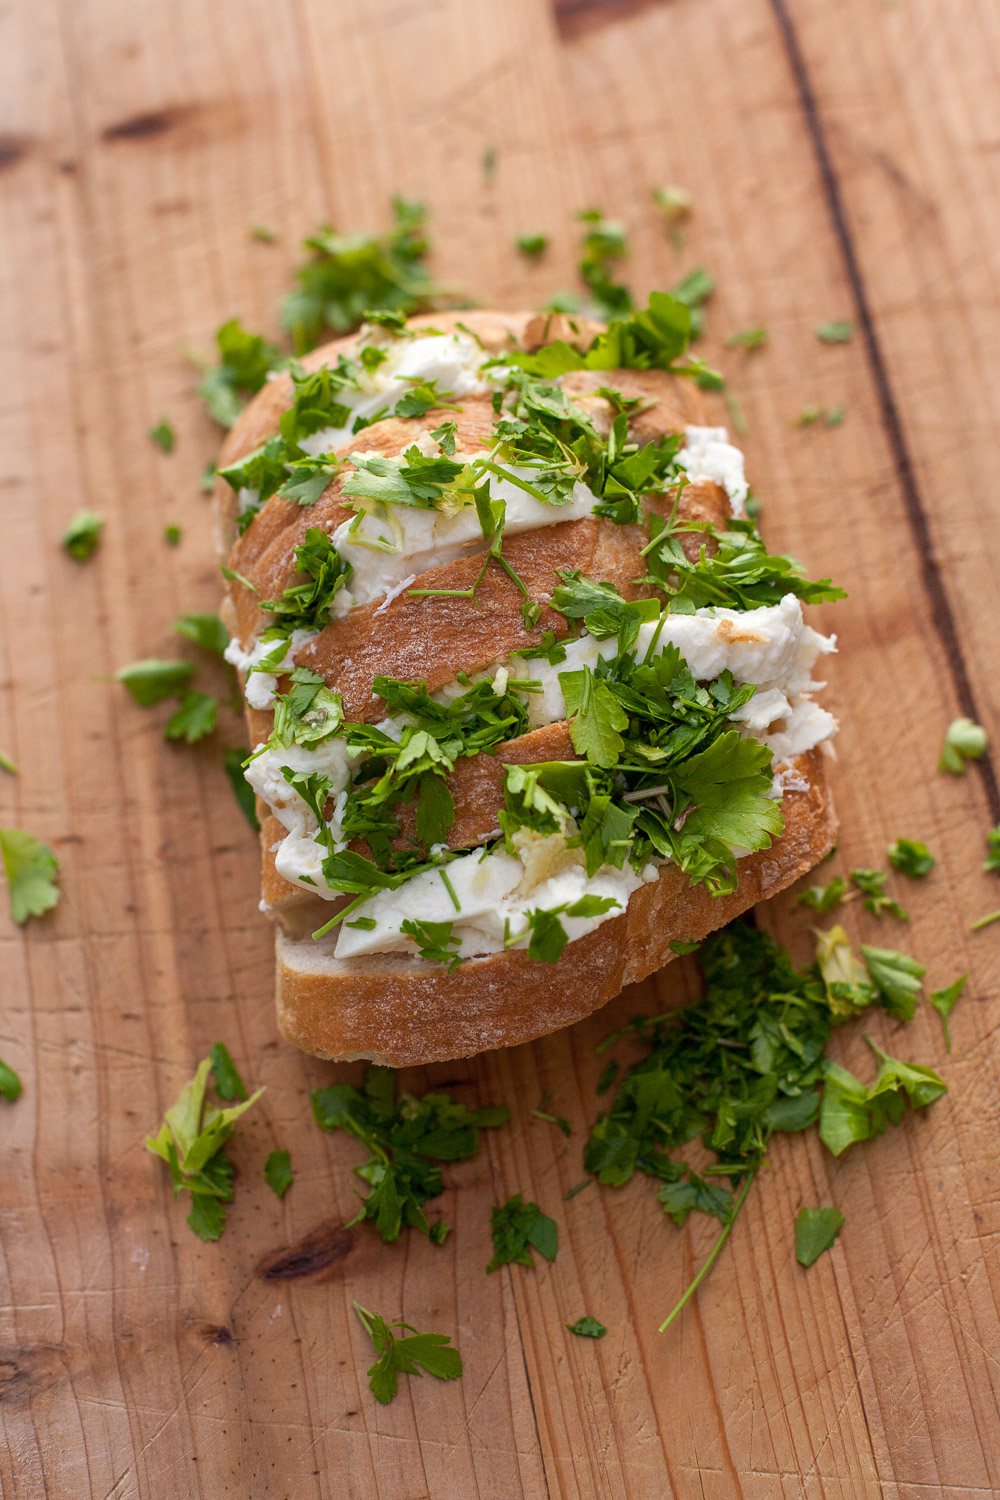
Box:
left=148, top=418, right=175, bottom=453
left=0, top=751, right=17, bottom=775
left=224, top=747, right=259, bottom=830
left=145, top=1056, right=264, bottom=1240
left=887, top=839, right=935, bottom=878
left=930, top=974, right=967, bottom=1051
left=353, top=1301, right=462, bottom=1406
left=516, top=233, right=548, bottom=258
left=0, top=1057, right=21, bottom=1102
left=164, top=690, right=218, bottom=744
left=815, top=320, right=854, bottom=343
left=198, top=319, right=284, bottom=428
left=652, top=183, right=693, bottom=223
left=560, top=666, right=628, bottom=768
left=984, top=827, right=1000, bottom=873
left=939, top=717, right=988, bottom=774
left=116, top=658, right=194, bottom=707
left=849, top=869, right=908, bottom=921
left=260, top=527, right=353, bottom=631
left=798, top=874, right=847, bottom=911
left=264, top=1149, right=293, bottom=1198
left=209, top=1041, right=247, bottom=1101
left=795, top=1206, right=844, bottom=1267
left=0, top=830, right=60, bottom=924
left=567, top=1316, right=607, bottom=1338
left=487, top=1194, right=558, bottom=1271
left=164, top=523, right=182, bottom=547
left=400, top=917, right=461, bottom=971
left=860, top=945, right=925, bottom=1019
left=62, top=510, right=103, bottom=561
left=725, top=327, right=768, bottom=351
left=175, top=613, right=229, bottom=656
left=311, top=1068, right=508, bottom=1243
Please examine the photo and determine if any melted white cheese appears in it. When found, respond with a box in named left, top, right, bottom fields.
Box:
left=334, top=841, right=656, bottom=962
left=681, top=426, right=749, bottom=515
left=224, top=628, right=318, bottom=710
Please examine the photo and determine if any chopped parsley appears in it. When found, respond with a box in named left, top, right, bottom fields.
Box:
left=148, top=418, right=175, bottom=454
left=198, top=319, right=284, bottom=427
left=175, top=612, right=229, bottom=657
left=353, top=1301, right=462, bottom=1405
left=725, top=327, right=768, bottom=352
left=399, top=917, right=461, bottom=970
left=164, top=690, right=218, bottom=744
left=652, top=184, right=693, bottom=223
left=815, top=320, right=854, bottom=343
left=798, top=874, right=847, bottom=911
left=576, top=208, right=632, bottom=321
left=567, top=1316, right=607, bottom=1338
left=971, top=909, right=1000, bottom=931
left=0, top=751, right=17, bottom=775
left=887, top=838, right=934, bottom=878
left=930, top=974, right=967, bottom=1051
left=859, top=944, right=925, bottom=1018
left=849, top=869, right=908, bottom=920
left=264, top=1149, right=293, bottom=1198
left=585, top=921, right=946, bottom=1330
left=516, top=233, right=548, bottom=258
left=208, top=1041, right=247, bottom=1101
left=163, top=523, right=182, bottom=547
left=145, top=1053, right=264, bottom=1240
left=795, top=1206, right=844, bottom=1267
left=939, top=717, right=988, bottom=774
left=984, top=826, right=1000, bottom=873
left=259, top=527, right=353, bottom=631
left=116, top=658, right=194, bottom=706
left=642, top=517, right=845, bottom=612
left=531, top=1090, right=572, bottom=1138
left=281, top=197, right=439, bottom=352
left=250, top=223, right=278, bottom=243
left=311, top=1066, right=508, bottom=1243
left=487, top=1194, right=558, bottom=1271
left=1, top=830, right=60, bottom=924
left=224, top=747, right=259, bottom=830
left=0, top=1058, right=21, bottom=1102
left=62, top=509, right=104, bottom=561
left=671, top=267, right=715, bottom=337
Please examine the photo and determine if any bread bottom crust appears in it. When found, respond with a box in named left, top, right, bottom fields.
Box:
left=272, top=749, right=836, bottom=1066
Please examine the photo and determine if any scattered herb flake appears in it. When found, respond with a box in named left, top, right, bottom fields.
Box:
left=530, top=1090, right=572, bottom=1138
left=0, top=751, right=18, bottom=775
left=0, top=830, right=60, bottom=924
left=887, top=838, right=934, bottom=878
left=164, top=690, right=218, bottom=744
left=795, top=405, right=823, bottom=426
left=971, top=910, right=1000, bottom=931
left=175, top=612, right=229, bottom=657
left=250, top=223, right=279, bottom=243
left=798, top=874, right=847, bottom=911
left=939, top=717, right=988, bottom=774
left=148, top=419, right=175, bottom=454
left=62, top=510, right=104, bottom=561
left=487, top=1194, right=558, bottom=1272
left=0, top=1058, right=21, bottom=1101
left=825, top=404, right=847, bottom=427
left=116, top=658, right=194, bottom=707
left=984, top=827, right=1000, bottom=874
left=849, top=868, right=908, bottom=921
left=265, top=1149, right=293, bottom=1198
left=199, top=463, right=216, bottom=494
left=163, top=524, right=182, bottom=547
left=860, top=944, right=925, bottom=1018
left=930, top=974, right=967, bottom=1050
left=652, top=184, right=693, bottom=222
left=725, top=326, right=768, bottom=351
left=353, top=1301, right=462, bottom=1406
left=815, top=320, right=854, bottom=343
left=567, top=1316, right=607, bottom=1339
left=795, top=1206, right=845, bottom=1267
left=209, top=1042, right=247, bottom=1101
left=516, top=233, right=548, bottom=258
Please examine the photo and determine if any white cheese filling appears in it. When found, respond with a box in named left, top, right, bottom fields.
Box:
left=681, top=425, right=749, bottom=515
left=334, top=839, right=657, bottom=962
left=224, top=628, right=318, bottom=710
left=246, top=593, right=837, bottom=956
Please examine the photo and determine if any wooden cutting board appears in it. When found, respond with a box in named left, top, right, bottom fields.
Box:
left=2, top=0, right=999, bottom=1494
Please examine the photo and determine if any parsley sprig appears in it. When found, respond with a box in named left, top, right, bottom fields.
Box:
left=353, top=1301, right=462, bottom=1405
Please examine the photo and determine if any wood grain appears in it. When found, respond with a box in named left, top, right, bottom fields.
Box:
left=1, top=0, right=999, bottom=1495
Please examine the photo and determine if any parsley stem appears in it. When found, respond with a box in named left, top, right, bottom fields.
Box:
left=971, top=910, right=1000, bottom=931
left=658, top=1169, right=756, bottom=1334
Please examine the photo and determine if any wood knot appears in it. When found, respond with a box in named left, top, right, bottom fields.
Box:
left=257, top=1221, right=354, bottom=1281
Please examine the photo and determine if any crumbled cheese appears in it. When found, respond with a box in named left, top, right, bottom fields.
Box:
left=224, top=628, right=318, bottom=710
left=681, top=425, right=749, bottom=515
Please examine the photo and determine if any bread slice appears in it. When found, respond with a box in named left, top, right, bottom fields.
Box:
left=218, top=309, right=838, bottom=1065
left=274, top=748, right=835, bottom=1066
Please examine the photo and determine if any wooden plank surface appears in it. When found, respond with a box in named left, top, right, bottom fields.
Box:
left=2, top=0, right=999, bottom=1494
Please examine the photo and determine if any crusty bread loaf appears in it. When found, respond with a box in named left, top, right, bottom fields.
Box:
left=217, top=309, right=837, bottom=1064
